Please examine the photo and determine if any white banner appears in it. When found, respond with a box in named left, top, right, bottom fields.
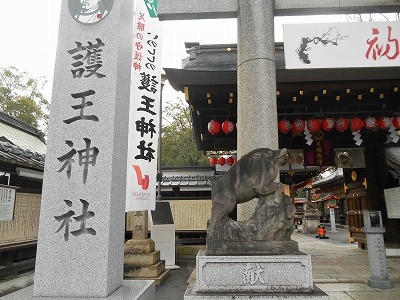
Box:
left=126, top=0, right=162, bottom=211
left=284, top=21, right=400, bottom=69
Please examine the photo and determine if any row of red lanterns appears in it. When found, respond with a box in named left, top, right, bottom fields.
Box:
left=208, top=120, right=235, bottom=135
left=209, top=156, right=237, bottom=166
left=278, top=116, right=400, bottom=134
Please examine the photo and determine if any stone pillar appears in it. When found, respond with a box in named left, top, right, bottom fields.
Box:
left=237, top=0, right=278, bottom=221
left=329, top=208, right=337, bottom=232
left=33, top=0, right=135, bottom=297
left=363, top=211, right=393, bottom=289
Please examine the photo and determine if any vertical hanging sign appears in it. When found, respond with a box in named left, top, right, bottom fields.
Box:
left=126, top=0, right=162, bottom=211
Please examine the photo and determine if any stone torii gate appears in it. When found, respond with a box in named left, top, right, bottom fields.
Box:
left=158, top=0, right=400, bottom=220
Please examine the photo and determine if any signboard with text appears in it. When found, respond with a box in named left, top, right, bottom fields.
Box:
left=284, top=21, right=400, bottom=69
left=384, top=187, right=400, bottom=219
left=0, top=185, right=17, bottom=221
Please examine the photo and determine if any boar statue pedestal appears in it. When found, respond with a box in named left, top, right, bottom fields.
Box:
left=206, top=148, right=299, bottom=255
left=185, top=148, right=328, bottom=299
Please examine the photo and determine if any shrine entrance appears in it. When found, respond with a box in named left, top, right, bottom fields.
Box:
left=164, top=42, right=400, bottom=247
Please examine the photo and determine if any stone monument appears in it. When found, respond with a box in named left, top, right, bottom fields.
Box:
left=363, top=210, right=393, bottom=289
left=185, top=148, right=328, bottom=299
left=2, top=0, right=154, bottom=299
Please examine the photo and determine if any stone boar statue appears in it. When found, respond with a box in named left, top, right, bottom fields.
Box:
left=208, top=148, right=288, bottom=237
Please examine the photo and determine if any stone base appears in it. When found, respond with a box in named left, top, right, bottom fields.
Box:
left=126, top=269, right=171, bottom=286
left=124, top=251, right=160, bottom=266
left=185, top=251, right=329, bottom=299
left=124, top=260, right=166, bottom=278
left=185, top=283, right=329, bottom=299
left=124, top=239, right=155, bottom=254
left=367, top=277, right=394, bottom=290
left=1, top=280, right=155, bottom=300
left=124, top=239, right=168, bottom=286
left=194, top=251, right=314, bottom=293
left=206, top=239, right=299, bottom=255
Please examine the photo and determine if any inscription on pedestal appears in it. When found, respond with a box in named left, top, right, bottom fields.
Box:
left=195, top=251, right=313, bottom=293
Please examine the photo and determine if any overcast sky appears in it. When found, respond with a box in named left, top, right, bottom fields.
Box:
left=0, top=1, right=348, bottom=102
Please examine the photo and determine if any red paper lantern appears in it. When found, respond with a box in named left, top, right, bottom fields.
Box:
left=218, top=157, right=226, bottom=166
left=364, top=116, right=378, bottom=130
left=335, top=117, right=348, bottom=132
left=350, top=117, right=364, bottom=131
left=208, top=120, right=220, bottom=135
left=378, top=116, right=391, bottom=129
left=210, top=157, right=217, bottom=166
left=306, top=118, right=320, bottom=132
left=392, top=116, right=400, bottom=129
left=227, top=156, right=235, bottom=166
left=222, top=120, right=235, bottom=134
left=295, top=155, right=304, bottom=164
left=292, top=118, right=305, bottom=133
left=278, top=119, right=292, bottom=134
left=320, top=118, right=335, bottom=131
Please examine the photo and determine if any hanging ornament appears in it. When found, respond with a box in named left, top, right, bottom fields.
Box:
left=292, top=118, right=305, bottom=133
left=320, top=118, right=335, bottom=131
left=353, top=131, right=363, bottom=146
left=393, top=116, right=400, bottom=129
left=389, top=124, right=400, bottom=143
left=378, top=116, right=391, bottom=129
left=364, top=116, right=378, bottom=130
left=306, top=118, right=320, bottom=132
left=304, top=127, right=313, bottom=145
left=207, top=120, right=220, bottom=135
left=350, top=117, right=364, bottom=131
left=209, top=157, right=217, bottom=166
left=227, top=156, right=235, bottom=166
left=278, top=119, right=292, bottom=134
left=222, top=120, right=235, bottom=134
left=218, top=157, right=226, bottom=166
left=334, top=117, right=348, bottom=132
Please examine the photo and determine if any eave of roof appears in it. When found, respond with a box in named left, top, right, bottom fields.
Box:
left=0, top=141, right=45, bottom=170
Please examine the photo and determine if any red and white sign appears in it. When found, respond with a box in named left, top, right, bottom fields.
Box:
left=126, top=0, right=162, bottom=211
left=284, top=21, right=400, bottom=69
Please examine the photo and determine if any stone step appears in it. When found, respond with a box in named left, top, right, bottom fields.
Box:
left=124, top=239, right=155, bottom=254
left=124, top=260, right=166, bottom=278
left=125, top=269, right=171, bottom=286
left=124, top=251, right=160, bottom=266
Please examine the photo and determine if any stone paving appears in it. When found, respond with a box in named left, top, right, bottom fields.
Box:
left=291, top=230, right=400, bottom=284
left=170, top=228, right=400, bottom=300
left=2, top=228, right=400, bottom=299
left=291, top=229, right=400, bottom=299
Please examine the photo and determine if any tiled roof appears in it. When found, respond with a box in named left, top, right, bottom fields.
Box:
left=161, top=174, right=221, bottom=187
left=312, top=168, right=343, bottom=188
left=0, top=111, right=46, bottom=170
left=0, top=141, right=45, bottom=170
left=0, top=111, right=46, bottom=154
